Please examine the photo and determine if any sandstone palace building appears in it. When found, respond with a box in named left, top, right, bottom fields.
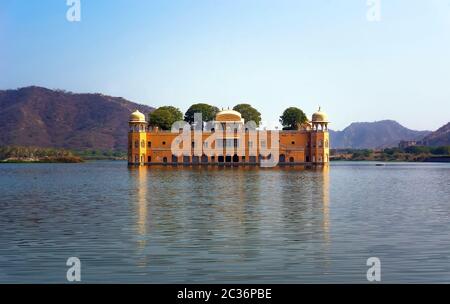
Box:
left=128, top=108, right=330, bottom=166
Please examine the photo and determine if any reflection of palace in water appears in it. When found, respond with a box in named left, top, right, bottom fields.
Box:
left=127, top=108, right=330, bottom=166
left=130, top=165, right=331, bottom=259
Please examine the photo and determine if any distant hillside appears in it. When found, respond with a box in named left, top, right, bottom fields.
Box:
left=329, top=120, right=431, bottom=149
left=422, top=122, right=450, bottom=146
left=0, top=86, right=154, bottom=150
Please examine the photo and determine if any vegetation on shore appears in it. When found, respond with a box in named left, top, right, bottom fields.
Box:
left=331, top=146, right=450, bottom=162
left=0, top=146, right=128, bottom=163
left=73, top=149, right=127, bottom=160
left=0, top=146, right=83, bottom=163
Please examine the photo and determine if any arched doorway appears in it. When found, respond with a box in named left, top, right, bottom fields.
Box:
left=279, top=154, right=285, bottom=163
left=172, top=155, right=178, bottom=163
left=225, top=155, right=232, bottom=163
left=201, top=154, right=208, bottom=163
left=192, top=156, right=199, bottom=164
left=148, top=156, right=152, bottom=163
left=289, top=157, right=294, bottom=163
left=163, top=157, right=167, bottom=164
left=218, top=156, right=224, bottom=163
left=233, top=154, right=239, bottom=163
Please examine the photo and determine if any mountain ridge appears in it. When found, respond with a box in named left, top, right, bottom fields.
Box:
left=421, top=122, right=450, bottom=146
left=0, top=86, right=443, bottom=150
left=329, top=120, right=431, bottom=149
left=0, top=86, right=154, bottom=150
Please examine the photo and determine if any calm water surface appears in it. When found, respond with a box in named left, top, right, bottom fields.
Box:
left=0, top=161, right=449, bottom=283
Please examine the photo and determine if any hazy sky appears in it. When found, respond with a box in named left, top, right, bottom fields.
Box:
left=1, top=0, right=449, bottom=130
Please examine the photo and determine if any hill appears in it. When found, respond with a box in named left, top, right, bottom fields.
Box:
left=421, top=122, right=450, bottom=146
left=0, top=86, right=154, bottom=150
left=329, top=120, right=431, bottom=149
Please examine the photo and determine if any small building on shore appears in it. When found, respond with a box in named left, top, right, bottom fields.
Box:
left=398, top=140, right=424, bottom=149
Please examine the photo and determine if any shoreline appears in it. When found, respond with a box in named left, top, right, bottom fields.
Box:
left=330, top=157, right=450, bottom=163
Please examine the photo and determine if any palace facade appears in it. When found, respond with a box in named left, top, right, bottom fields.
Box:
left=128, top=108, right=330, bottom=166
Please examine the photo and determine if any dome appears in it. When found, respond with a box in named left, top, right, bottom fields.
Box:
left=129, top=110, right=146, bottom=123
left=215, top=109, right=243, bottom=122
left=311, top=107, right=329, bottom=122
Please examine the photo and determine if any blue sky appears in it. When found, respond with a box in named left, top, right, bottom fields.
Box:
left=1, top=0, right=449, bottom=130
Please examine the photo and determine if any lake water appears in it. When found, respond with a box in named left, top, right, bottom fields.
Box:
left=0, top=161, right=449, bottom=283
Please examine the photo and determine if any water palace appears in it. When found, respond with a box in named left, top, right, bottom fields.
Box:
left=128, top=108, right=330, bottom=166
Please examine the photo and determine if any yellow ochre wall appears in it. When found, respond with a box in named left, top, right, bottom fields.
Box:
left=128, top=128, right=329, bottom=165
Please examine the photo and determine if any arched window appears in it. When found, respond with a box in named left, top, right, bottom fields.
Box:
left=141, top=140, right=145, bottom=148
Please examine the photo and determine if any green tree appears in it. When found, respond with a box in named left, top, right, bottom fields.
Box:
left=148, top=106, right=183, bottom=130
left=384, top=147, right=401, bottom=155
left=233, top=103, right=262, bottom=126
left=158, top=106, right=183, bottom=121
left=430, top=146, right=450, bottom=155
left=279, top=107, right=308, bottom=130
left=184, top=103, right=219, bottom=124
left=405, top=146, right=430, bottom=154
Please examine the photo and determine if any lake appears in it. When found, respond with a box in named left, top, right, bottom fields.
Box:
left=0, top=161, right=449, bottom=283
